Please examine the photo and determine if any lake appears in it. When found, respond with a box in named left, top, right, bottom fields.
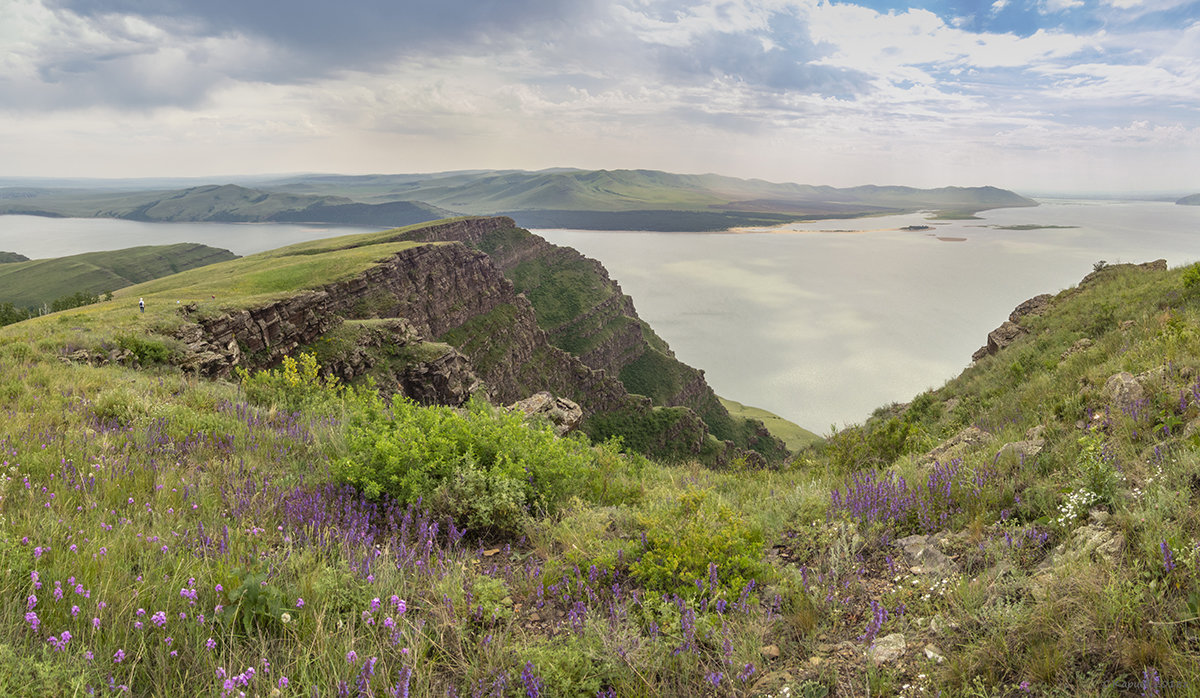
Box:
left=2, top=202, right=1198, bottom=433
left=535, top=200, right=1200, bottom=433
left=0, top=215, right=386, bottom=258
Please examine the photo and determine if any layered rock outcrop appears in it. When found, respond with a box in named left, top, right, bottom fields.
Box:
left=392, top=217, right=788, bottom=459
left=171, top=230, right=759, bottom=464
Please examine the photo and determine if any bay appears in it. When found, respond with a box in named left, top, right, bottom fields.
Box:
left=535, top=200, right=1200, bottom=433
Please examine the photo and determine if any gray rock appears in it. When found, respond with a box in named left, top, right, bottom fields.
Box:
left=1103, top=372, right=1145, bottom=417
left=895, top=534, right=958, bottom=576
left=510, top=392, right=584, bottom=436
left=1036, top=523, right=1124, bottom=573
left=995, top=438, right=1045, bottom=463
left=923, top=426, right=993, bottom=464
left=1061, top=337, right=1093, bottom=360
left=1009, top=294, right=1053, bottom=323
left=867, top=633, right=906, bottom=666
left=924, top=643, right=946, bottom=663
left=987, top=321, right=1027, bottom=355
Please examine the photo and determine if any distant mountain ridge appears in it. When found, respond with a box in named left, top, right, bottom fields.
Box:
left=1177, top=193, right=1200, bottom=206
left=0, top=169, right=1036, bottom=232
left=0, top=184, right=455, bottom=227
left=264, top=169, right=1037, bottom=226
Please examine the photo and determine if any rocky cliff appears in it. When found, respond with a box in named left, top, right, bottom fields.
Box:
left=390, top=217, right=789, bottom=461
left=172, top=234, right=760, bottom=465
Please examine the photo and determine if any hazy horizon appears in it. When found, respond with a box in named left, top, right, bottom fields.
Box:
left=2, top=0, right=1197, bottom=193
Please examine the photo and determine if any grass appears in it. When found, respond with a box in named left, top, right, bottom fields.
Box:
left=0, top=244, right=237, bottom=310
left=3, top=232, right=1200, bottom=696
left=719, top=397, right=823, bottom=451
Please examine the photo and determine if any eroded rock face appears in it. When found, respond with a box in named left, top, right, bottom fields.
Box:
left=401, top=351, right=480, bottom=407
left=510, top=392, right=584, bottom=436
left=987, top=321, right=1027, bottom=355
left=1009, top=294, right=1052, bottom=323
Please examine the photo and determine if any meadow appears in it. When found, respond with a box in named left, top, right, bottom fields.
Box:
left=1, top=240, right=1200, bottom=696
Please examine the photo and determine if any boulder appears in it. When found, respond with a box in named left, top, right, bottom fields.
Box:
left=995, top=438, right=1045, bottom=463
left=895, top=534, right=959, bottom=576
left=1036, top=522, right=1124, bottom=574
left=401, top=350, right=481, bottom=407
left=1009, top=294, right=1053, bottom=323
left=510, top=392, right=584, bottom=436
left=987, top=321, right=1027, bottom=355
left=1061, top=337, right=1093, bottom=360
left=923, top=426, right=993, bottom=464
left=924, top=644, right=946, bottom=664
left=1102, top=372, right=1145, bottom=417
left=867, top=633, right=906, bottom=666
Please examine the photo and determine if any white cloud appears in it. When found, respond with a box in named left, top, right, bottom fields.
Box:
left=1041, top=0, right=1086, bottom=12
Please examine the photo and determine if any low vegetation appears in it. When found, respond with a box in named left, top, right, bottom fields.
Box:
left=2, top=242, right=1200, bottom=697
left=0, top=243, right=237, bottom=310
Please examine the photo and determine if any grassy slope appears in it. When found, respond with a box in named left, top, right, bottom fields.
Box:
left=1, top=236, right=1199, bottom=695
left=0, top=252, right=29, bottom=264
left=0, top=244, right=238, bottom=309
left=719, top=397, right=822, bottom=451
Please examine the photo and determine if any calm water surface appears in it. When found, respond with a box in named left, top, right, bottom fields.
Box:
left=0, top=216, right=385, bottom=258
left=536, top=200, right=1200, bottom=432
left=3, top=203, right=1197, bottom=432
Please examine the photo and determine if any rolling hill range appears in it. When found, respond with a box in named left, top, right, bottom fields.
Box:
left=0, top=169, right=1037, bottom=232
left=264, top=169, right=1037, bottom=229
left=1178, top=193, right=1200, bottom=205
left=0, top=242, right=237, bottom=310
left=0, top=184, right=454, bottom=226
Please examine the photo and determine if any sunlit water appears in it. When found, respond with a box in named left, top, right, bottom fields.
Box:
left=535, top=200, right=1200, bottom=432
left=2, top=203, right=1198, bottom=432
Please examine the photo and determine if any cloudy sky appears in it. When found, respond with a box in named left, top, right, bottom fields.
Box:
left=2, top=0, right=1197, bottom=192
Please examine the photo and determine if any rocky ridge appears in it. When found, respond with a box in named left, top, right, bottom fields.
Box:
left=170, top=229, right=760, bottom=465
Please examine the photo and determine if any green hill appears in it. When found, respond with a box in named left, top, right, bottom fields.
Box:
left=0, top=172, right=1036, bottom=232
left=0, top=184, right=455, bottom=226
left=0, top=243, right=237, bottom=309
left=0, top=251, right=29, bottom=264
left=1, top=219, right=1197, bottom=696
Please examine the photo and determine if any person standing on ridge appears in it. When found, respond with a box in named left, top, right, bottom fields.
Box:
left=139, top=297, right=145, bottom=314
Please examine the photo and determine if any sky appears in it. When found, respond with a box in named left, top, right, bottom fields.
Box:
left=1, top=0, right=1197, bottom=192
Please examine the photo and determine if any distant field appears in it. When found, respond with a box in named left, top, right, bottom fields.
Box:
left=718, top=397, right=822, bottom=451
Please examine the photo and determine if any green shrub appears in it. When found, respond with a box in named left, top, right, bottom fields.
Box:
left=117, top=334, right=173, bottom=365
left=1182, top=262, right=1200, bottom=291
left=237, top=352, right=342, bottom=413
left=336, top=391, right=601, bottom=536
left=629, top=488, right=767, bottom=599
